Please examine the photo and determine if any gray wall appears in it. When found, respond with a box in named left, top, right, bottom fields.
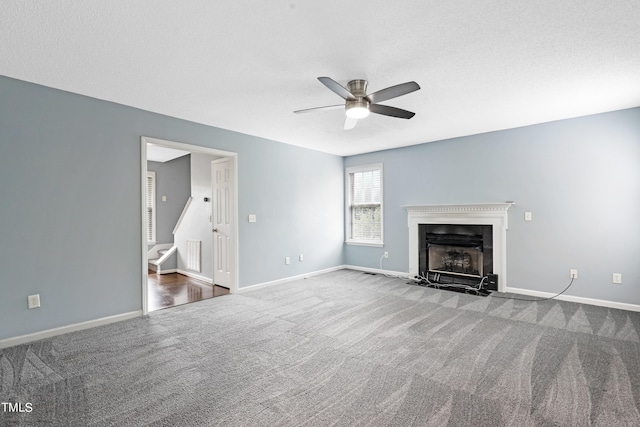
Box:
left=147, top=155, right=191, bottom=244
left=0, top=76, right=344, bottom=340
left=344, top=107, right=640, bottom=305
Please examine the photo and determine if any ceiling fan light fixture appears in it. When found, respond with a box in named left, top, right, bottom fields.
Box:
left=346, top=105, right=370, bottom=119
left=346, top=97, right=370, bottom=119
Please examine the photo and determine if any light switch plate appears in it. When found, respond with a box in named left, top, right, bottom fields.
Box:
left=248, top=214, right=256, bottom=223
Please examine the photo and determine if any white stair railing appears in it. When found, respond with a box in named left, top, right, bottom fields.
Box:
left=173, top=196, right=193, bottom=235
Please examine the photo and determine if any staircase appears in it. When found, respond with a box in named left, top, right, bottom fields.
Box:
left=148, top=245, right=177, bottom=274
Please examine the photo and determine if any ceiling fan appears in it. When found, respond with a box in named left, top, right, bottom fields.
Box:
left=294, top=77, right=420, bottom=130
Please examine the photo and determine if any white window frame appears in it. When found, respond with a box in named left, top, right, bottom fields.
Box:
left=345, top=163, right=383, bottom=247
left=146, top=170, right=157, bottom=245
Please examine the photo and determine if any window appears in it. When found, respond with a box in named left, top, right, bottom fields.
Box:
left=346, top=164, right=383, bottom=245
left=146, top=171, right=156, bottom=244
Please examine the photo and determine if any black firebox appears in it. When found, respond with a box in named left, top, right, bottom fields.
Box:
left=418, top=224, right=496, bottom=289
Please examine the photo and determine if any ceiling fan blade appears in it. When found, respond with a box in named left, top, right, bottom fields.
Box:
left=370, top=104, right=415, bottom=119
left=318, top=77, right=356, bottom=101
left=366, top=81, right=420, bottom=104
left=344, top=116, right=358, bottom=130
left=294, top=104, right=344, bottom=114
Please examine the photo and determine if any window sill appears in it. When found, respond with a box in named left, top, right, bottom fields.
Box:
left=346, top=240, right=384, bottom=247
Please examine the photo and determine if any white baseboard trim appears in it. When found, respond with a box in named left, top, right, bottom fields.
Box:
left=157, top=268, right=178, bottom=275
left=238, top=266, right=346, bottom=293
left=177, top=269, right=213, bottom=285
left=343, top=264, right=412, bottom=279
left=0, top=310, right=143, bottom=349
left=505, top=287, right=640, bottom=312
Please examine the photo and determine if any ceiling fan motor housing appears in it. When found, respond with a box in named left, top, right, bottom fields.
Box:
left=347, top=79, right=368, bottom=97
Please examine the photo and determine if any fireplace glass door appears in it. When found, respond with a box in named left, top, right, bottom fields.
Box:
left=428, top=244, right=483, bottom=277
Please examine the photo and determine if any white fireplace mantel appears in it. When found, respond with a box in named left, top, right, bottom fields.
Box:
left=404, top=203, right=513, bottom=291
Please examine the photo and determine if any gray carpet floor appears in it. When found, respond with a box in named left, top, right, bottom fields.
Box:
left=2, top=269, right=640, bottom=426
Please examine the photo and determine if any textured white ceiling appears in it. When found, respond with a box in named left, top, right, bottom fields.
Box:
left=2, top=1, right=639, bottom=156
left=146, top=144, right=190, bottom=163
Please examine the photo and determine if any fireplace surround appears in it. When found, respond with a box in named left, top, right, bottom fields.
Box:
left=405, top=203, right=512, bottom=291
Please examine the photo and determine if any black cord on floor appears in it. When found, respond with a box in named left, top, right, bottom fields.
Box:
left=490, top=277, right=575, bottom=302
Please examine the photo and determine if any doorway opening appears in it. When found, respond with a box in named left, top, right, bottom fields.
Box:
left=140, top=136, right=238, bottom=315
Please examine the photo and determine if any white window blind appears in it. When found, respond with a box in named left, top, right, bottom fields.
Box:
left=146, top=171, right=156, bottom=243
left=346, top=164, right=383, bottom=244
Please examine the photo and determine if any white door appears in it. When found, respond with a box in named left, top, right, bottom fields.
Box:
left=212, top=158, right=234, bottom=288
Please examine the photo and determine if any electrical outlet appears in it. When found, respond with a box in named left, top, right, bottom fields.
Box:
left=384, top=252, right=389, bottom=259
left=570, top=269, right=578, bottom=279
left=299, top=254, right=304, bottom=262
left=285, top=257, right=290, bottom=265
left=28, top=294, right=40, bottom=309
left=524, top=211, right=532, bottom=221
left=613, top=273, right=622, bottom=284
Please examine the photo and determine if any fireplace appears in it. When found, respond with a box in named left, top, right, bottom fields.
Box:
left=405, top=203, right=512, bottom=292
left=419, top=224, right=493, bottom=278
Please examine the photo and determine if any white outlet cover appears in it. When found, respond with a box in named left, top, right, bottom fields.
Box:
left=248, top=214, right=256, bottom=223
left=28, top=294, right=40, bottom=309
left=524, top=212, right=532, bottom=221
left=613, top=273, right=622, bottom=284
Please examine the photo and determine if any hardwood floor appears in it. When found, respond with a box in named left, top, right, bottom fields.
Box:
left=147, top=271, right=229, bottom=312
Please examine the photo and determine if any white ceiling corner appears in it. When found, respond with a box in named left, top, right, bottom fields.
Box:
left=2, top=1, right=639, bottom=156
